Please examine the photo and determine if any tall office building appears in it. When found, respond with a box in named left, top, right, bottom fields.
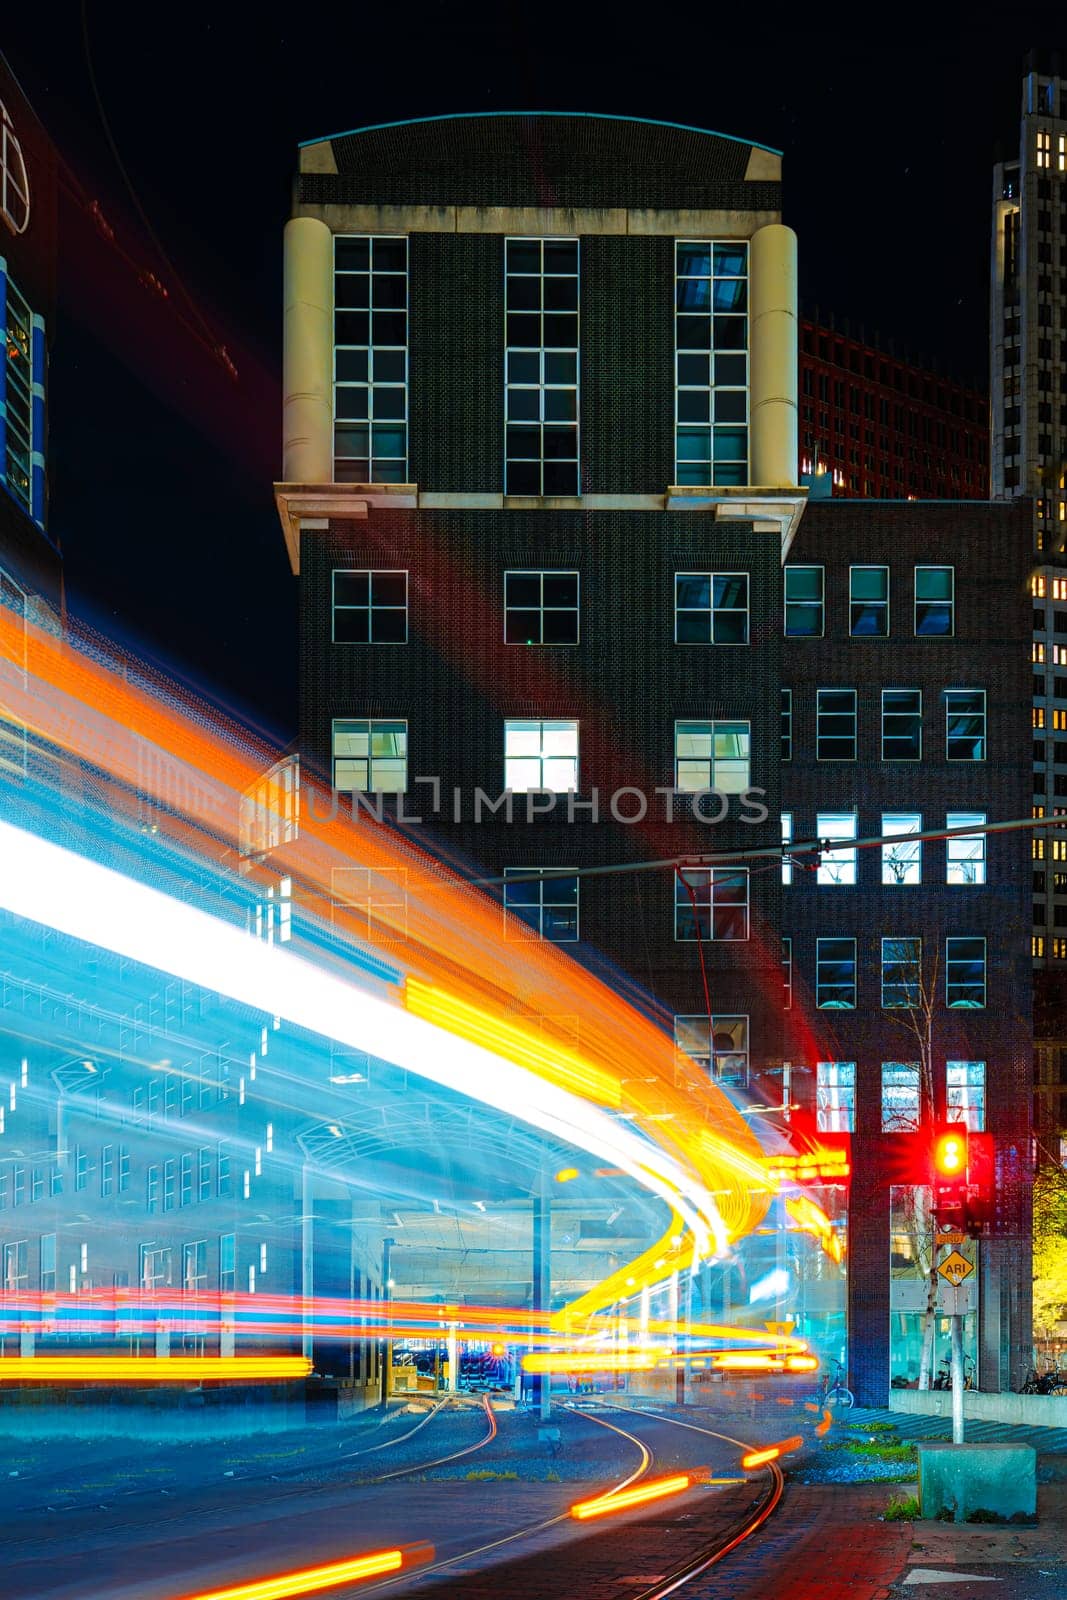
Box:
left=279, top=113, right=1032, bottom=1401
left=990, top=53, right=1067, bottom=1137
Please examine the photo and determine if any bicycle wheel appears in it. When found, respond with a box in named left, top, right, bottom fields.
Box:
left=828, top=1384, right=854, bottom=1411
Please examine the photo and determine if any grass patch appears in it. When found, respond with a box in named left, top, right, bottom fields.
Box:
left=824, top=1438, right=917, bottom=1461
left=465, top=1469, right=519, bottom=1481
left=843, top=1421, right=898, bottom=1433
left=883, top=1492, right=920, bottom=1521
left=545, top=1471, right=561, bottom=1482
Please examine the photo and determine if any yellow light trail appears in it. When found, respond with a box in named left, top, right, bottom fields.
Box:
left=178, top=1548, right=412, bottom=1600
left=571, top=1473, right=691, bottom=1520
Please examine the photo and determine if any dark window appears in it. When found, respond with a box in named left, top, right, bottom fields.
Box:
left=332, top=570, right=408, bottom=644
left=504, top=570, right=579, bottom=645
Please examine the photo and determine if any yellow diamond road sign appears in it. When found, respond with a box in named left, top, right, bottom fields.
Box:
left=937, top=1249, right=974, bottom=1287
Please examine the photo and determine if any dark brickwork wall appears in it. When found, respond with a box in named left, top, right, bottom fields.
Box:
left=781, top=499, right=1033, bottom=1399
left=409, top=234, right=505, bottom=494
left=304, top=115, right=779, bottom=211
left=0, top=493, right=62, bottom=609
left=300, top=507, right=783, bottom=1059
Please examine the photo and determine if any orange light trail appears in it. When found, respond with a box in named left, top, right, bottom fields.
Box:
left=178, top=1546, right=422, bottom=1600
left=741, top=1435, right=804, bottom=1469
left=570, top=1473, right=691, bottom=1520
left=522, top=1351, right=658, bottom=1375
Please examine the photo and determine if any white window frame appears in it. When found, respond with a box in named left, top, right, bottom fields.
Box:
left=946, top=1061, right=986, bottom=1131
left=816, top=688, right=857, bottom=761
left=914, top=565, right=955, bottom=636
left=944, top=688, right=986, bottom=762
left=816, top=811, right=858, bottom=885
left=784, top=565, right=825, bottom=638
left=781, top=688, right=792, bottom=762
left=782, top=936, right=792, bottom=1011
left=504, top=718, right=579, bottom=793
left=816, top=936, right=857, bottom=1009
left=331, top=569, right=409, bottom=644
left=674, top=571, right=750, bottom=645
left=816, top=1062, right=855, bottom=1133
left=674, top=719, right=750, bottom=793
left=849, top=564, right=890, bottom=637
left=333, top=234, right=409, bottom=484
left=503, top=868, right=580, bottom=942
left=881, top=1062, right=921, bottom=1131
left=881, top=936, right=922, bottom=1009
left=674, top=1014, right=750, bottom=1083
left=504, top=237, right=580, bottom=498
left=781, top=811, right=793, bottom=885
left=332, top=717, right=408, bottom=794
left=946, top=812, right=986, bottom=885
left=673, top=238, right=749, bottom=488
left=674, top=867, right=750, bottom=941
left=881, top=688, right=922, bottom=761
left=945, top=936, right=986, bottom=1010
left=503, top=570, right=580, bottom=646
left=882, top=813, right=922, bottom=886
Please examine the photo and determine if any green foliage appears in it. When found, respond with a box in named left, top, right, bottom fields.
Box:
left=883, top=1493, right=920, bottom=1521
left=843, top=1421, right=898, bottom=1432
left=1033, top=1162, right=1067, bottom=1339
left=465, top=1469, right=519, bottom=1481
left=824, top=1438, right=916, bottom=1460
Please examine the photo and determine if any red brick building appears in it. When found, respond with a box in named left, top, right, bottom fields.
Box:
left=799, top=315, right=989, bottom=500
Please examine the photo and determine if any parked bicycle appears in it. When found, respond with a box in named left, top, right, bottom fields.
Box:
left=1017, top=1365, right=1067, bottom=1396
left=815, top=1356, right=854, bottom=1411
left=931, top=1354, right=976, bottom=1391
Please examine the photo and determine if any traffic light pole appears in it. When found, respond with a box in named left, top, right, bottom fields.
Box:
left=950, top=1313, right=965, bottom=1444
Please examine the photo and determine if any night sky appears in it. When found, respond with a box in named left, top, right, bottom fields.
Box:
left=3, top=4, right=1065, bottom=743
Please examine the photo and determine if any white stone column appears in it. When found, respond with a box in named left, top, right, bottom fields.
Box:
left=749, top=223, right=799, bottom=488
left=283, top=216, right=334, bottom=484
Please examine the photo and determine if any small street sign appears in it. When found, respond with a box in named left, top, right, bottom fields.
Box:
left=937, top=1249, right=975, bottom=1287
left=936, top=1231, right=967, bottom=1247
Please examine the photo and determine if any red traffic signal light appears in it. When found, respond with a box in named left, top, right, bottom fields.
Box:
left=963, top=1131, right=995, bottom=1232
left=931, top=1126, right=968, bottom=1226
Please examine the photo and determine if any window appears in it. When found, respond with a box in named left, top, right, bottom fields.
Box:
left=882, top=937, right=921, bottom=1008
left=140, top=1245, right=172, bottom=1291
left=504, top=719, right=578, bottom=792
left=118, top=1146, right=130, bottom=1193
left=674, top=720, right=750, bottom=792
left=674, top=867, right=749, bottom=940
left=817, top=689, right=857, bottom=759
left=782, top=936, right=792, bottom=1010
left=674, top=572, right=749, bottom=644
left=882, top=813, right=922, bottom=885
left=163, top=1157, right=176, bottom=1212
left=946, top=936, right=986, bottom=1009
left=781, top=811, right=793, bottom=885
left=674, top=239, right=748, bottom=486
left=945, top=689, right=986, bottom=761
left=101, top=1144, right=114, bottom=1199
left=2, top=271, right=42, bottom=522
left=947, top=1062, right=986, bottom=1131
left=946, top=812, right=986, bottom=885
left=334, top=235, right=408, bottom=483
left=781, top=689, right=792, bottom=761
left=147, top=1164, right=160, bottom=1215
left=180, top=1152, right=193, bottom=1207
left=220, top=1232, right=236, bottom=1292
left=3, top=1239, right=28, bottom=1290
left=784, top=566, right=824, bottom=636
left=504, top=571, right=579, bottom=645
left=503, top=869, right=579, bottom=941
left=816, top=937, right=857, bottom=1008
left=816, top=811, right=857, bottom=885
left=882, top=689, right=922, bottom=760
left=332, top=718, right=407, bottom=793
left=198, top=1146, right=212, bottom=1202
left=40, top=1233, right=56, bottom=1293
left=915, top=566, right=954, bottom=635
left=816, top=1063, right=855, bottom=1133
left=505, top=237, right=579, bottom=496
left=881, top=1063, right=921, bottom=1131
left=331, top=570, right=408, bottom=643
left=183, top=1240, right=207, bottom=1291
left=1037, top=128, right=1051, bottom=169
left=850, top=566, right=889, bottom=636
left=675, top=1015, right=749, bottom=1083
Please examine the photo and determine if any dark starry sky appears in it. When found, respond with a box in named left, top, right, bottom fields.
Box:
left=3, top=2, right=1064, bottom=741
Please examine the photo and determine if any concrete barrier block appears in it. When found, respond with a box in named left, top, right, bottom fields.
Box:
left=917, top=1442, right=1036, bottom=1523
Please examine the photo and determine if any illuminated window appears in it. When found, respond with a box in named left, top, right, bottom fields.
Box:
left=881, top=1063, right=921, bottom=1131
left=332, top=570, right=408, bottom=643
left=782, top=811, right=793, bottom=885
left=781, top=689, right=792, bottom=761
left=816, top=811, right=857, bottom=885
left=816, top=1062, right=855, bottom=1133
left=674, top=867, right=749, bottom=940
left=1055, top=711, right=1067, bottom=732
left=1033, top=575, right=1047, bottom=598
left=784, top=565, right=824, bottom=636
left=817, top=689, right=857, bottom=759
left=850, top=566, right=889, bottom=636
left=1055, top=938, right=1067, bottom=959
left=504, top=571, right=579, bottom=645
left=882, top=937, right=921, bottom=1008
left=782, top=937, right=792, bottom=1011
left=1034, top=643, right=1046, bottom=665
left=915, top=566, right=954, bottom=635
left=332, top=718, right=407, bottom=793
left=946, top=1062, right=986, bottom=1131
left=675, top=1015, right=749, bottom=1083
left=946, top=937, right=986, bottom=1009
left=816, top=937, right=856, bottom=1008
left=504, top=719, right=578, bottom=792
left=1037, top=129, right=1051, bottom=169
left=882, top=689, right=922, bottom=760
left=503, top=869, right=579, bottom=941
left=334, top=235, right=408, bottom=483
left=674, top=239, right=748, bottom=486
left=946, top=812, right=986, bottom=884
left=944, top=689, right=986, bottom=761
left=1059, top=134, right=1066, bottom=172
left=1056, top=839, right=1067, bottom=862
left=505, top=237, right=579, bottom=496
left=1035, top=836, right=1046, bottom=861
left=1034, top=935, right=1046, bottom=958
left=675, top=720, right=750, bottom=792
left=1055, top=579, right=1067, bottom=602
left=1, top=270, right=43, bottom=522
left=882, top=813, right=922, bottom=885
left=675, top=572, right=749, bottom=644
left=1035, top=706, right=1046, bottom=729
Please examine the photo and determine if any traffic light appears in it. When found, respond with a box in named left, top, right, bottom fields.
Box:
left=931, top=1125, right=968, bottom=1228
left=963, top=1131, right=995, bottom=1234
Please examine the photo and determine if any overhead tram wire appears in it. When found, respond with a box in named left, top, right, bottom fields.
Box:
left=466, top=811, right=1067, bottom=886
